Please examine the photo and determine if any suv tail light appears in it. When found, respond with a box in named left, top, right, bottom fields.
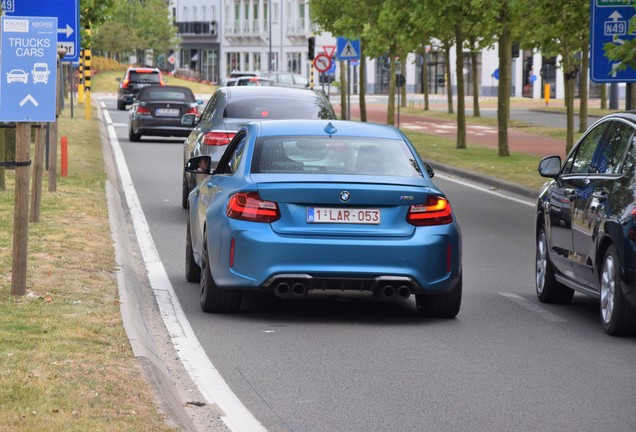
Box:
left=136, top=106, right=151, bottom=115
left=122, top=78, right=129, bottom=89
left=407, top=195, right=453, bottom=226
left=227, top=192, right=280, bottom=223
left=202, top=131, right=235, bottom=146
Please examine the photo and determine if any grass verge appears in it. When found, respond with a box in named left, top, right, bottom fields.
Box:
left=0, top=111, right=176, bottom=431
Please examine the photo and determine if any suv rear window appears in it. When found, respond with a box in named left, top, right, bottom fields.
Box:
left=128, top=70, right=162, bottom=83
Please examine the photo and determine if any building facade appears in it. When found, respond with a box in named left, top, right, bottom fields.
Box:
left=170, top=0, right=598, bottom=101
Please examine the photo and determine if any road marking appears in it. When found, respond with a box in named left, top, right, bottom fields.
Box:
left=434, top=172, right=534, bottom=207
left=100, top=101, right=266, bottom=432
left=499, top=293, right=567, bottom=323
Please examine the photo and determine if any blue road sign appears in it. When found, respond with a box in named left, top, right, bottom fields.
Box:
left=336, top=37, right=361, bottom=61
left=3, top=0, right=80, bottom=63
left=590, top=0, right=636, bottom=83
left=0, top=16, right=58, bottom=122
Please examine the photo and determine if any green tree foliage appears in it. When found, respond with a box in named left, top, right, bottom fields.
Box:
left=92, top=0, right=177, bottom=64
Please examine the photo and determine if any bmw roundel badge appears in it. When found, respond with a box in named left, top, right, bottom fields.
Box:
left=339, top=191, right=351, bottom=202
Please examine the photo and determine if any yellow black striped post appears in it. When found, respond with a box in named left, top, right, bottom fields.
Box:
left=77, top=49, right=85, bottom=103
left=83, top=28, right=91, bottom=119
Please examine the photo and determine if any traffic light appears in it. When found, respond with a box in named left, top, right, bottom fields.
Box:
left=308, top=36, right=315, bottom=60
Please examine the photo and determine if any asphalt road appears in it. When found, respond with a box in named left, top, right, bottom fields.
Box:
left=104, top=97, right=636, bottom=432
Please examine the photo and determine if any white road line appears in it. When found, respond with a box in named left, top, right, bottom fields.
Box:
left=499, top=293, right=567, bottom=323
left=102, top=104, right=267, bottom=432
left=434, top=172, right=535, bottom=207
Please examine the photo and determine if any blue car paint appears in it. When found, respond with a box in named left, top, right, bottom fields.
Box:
left=188, top=120, right=462, bottom=296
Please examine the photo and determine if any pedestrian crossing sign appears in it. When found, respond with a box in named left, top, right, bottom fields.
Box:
left=336, top=37, right=360, bottom=61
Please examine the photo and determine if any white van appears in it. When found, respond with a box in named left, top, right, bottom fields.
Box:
left=32, top=63, right=50, bottom=84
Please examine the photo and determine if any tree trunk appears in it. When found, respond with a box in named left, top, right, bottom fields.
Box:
left=455, top=23, right=466, bottom=150
left=601, top=83, right=607, bottom=109
left=339, top=60, right=347, bottom=120
left=359, top=48, right=367, bottom=122
left=422, top=47, right=430, bottom=111
left=497, top=4, right=511, bottom=157
left=471, top=49, right=480, bottom=117
left=579, top=44, right=589, bottom=133
left=445, top=43, right=453, bottom=114
left=564, top=61, right=575, bottom=154
left=400, top=52, right=407, bottom=108
left=387, top=55, right=397, bottom=126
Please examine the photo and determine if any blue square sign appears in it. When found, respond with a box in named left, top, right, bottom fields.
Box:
left=3, top=0, right=80, bottom=63
left=0, top=16, right=58, bottom=122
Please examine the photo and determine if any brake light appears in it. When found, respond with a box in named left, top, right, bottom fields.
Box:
left=122, top=78, right=129, bottom=89
left=136, top=106, right=151, bottom=115
left=202, top=131, right=235, bottom=146
left=407, top=195, right=453, bottom=226
left=185, top=107, right=198, bottom=115
left=226, top=192, right=280, bottom=223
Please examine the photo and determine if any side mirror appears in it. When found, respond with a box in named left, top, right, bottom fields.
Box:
left=185, top=155, right=212, bottom=174
left=196, top=99, right=204, bottom=105
left=538, top=155, right=561, bottom=178
left=181, top=113, right=198, bottom=127
left=423, top=162, right=434, bottom=178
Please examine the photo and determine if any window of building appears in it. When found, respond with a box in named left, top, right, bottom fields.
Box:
left=287, top=52, right=301, bottom=74
left=273, top=2, right=279, bottom=23
left=253, top=53, right=261, bottom=72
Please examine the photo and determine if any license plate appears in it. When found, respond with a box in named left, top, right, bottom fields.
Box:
left=156, top=108, right=180, bottom=116
left=307, top=207, right=381, bottom=224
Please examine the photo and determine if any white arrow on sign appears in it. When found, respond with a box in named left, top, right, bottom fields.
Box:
left=57, top=24, right=74, bottom=38
left=19, top=94, right=39, bottom=107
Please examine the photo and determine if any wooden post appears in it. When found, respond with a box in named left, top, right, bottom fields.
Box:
left=12, top=123, right=32, bottom=296
left=61, top=136, right=68, bottom=177
left=0, top=127, right=5, bottom=191
left=30, top=123, right=46, bottom=223
left=48, top=121, right=58, bottom=192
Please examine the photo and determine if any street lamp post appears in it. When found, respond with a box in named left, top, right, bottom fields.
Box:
left=268, top=0, right=272, bottom=72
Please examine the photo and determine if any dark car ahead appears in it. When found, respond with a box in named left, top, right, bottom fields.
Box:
left=128, top=85, right=202, bottom=142
left=536, top=112, right=636, bottom=336
left=180, top=86, right=336, bottom=208
left=117, top=67, right=165, bottom=110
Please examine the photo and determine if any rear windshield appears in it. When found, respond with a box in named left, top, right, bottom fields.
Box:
left=251, top=136, right=422, bottom=176
left=224, top=98, right=333, bottom=120
left=139, top=89, right=194, bottom=101
left=128, top=71, right=162, bottom=83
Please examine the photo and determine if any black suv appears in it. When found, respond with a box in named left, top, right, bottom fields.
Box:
left=536, top=112, right=636, bottom=336
left=117, top=67, right=165, bottom=110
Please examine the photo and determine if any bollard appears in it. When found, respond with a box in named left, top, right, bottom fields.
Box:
left=61, top=136, right=68, bottom=177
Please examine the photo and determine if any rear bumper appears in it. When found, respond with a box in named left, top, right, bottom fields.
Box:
left=206, top=220, right=462, bottom=295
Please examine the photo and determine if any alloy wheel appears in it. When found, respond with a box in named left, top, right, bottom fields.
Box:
left=600, top=254, right=616, bottom=325
left=536, top=232, right=547, bottom=294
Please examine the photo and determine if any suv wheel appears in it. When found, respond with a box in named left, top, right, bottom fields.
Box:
left=117, top=100, right=126, bottom=111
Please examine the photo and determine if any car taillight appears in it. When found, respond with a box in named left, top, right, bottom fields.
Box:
left=202, top=131, right=235, bottom=146
left=185, top=107, right=198, bottom=115
left=407, top=195, right=453, bottom=226
left=136, top=106, right=151, bottom=115
left=122, top=78, right=129, bottom=89
left=226, top=192, right=280, bottom=223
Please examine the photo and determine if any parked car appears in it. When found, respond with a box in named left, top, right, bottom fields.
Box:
left=183, top=119, right=462, bottom=315
left=117, top=67, right=165, bottom=110
left=180, top=86, right=336, bottom=208
left=536, top=112, right=636, bottom=335
left=128, top=85, right=202, bottom=142
left=261, top=71, right=309, bottom=88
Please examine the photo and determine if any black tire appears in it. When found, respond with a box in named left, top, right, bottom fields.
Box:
left=185, top=219, right=201, bottom=283
left=416, top=273, right=462, bottom=318
left=117, top=100, right=126, bottom=111
left=129, top=128, right=142, bottom=142
left=535, top=227, right=574, bottom=304
left=600, top=245, right=636, bottom=336
left=200, top=230, right=242, bottom=313
left=181, top=172, right=190, bottom=209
